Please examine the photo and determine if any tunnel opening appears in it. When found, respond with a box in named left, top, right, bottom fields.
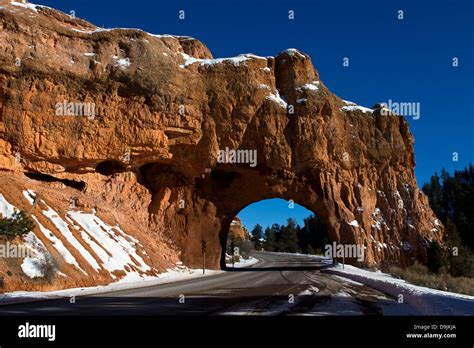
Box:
left=25, top=172, right=86, bottom=191
left=222, top=198, right=331, bottom=270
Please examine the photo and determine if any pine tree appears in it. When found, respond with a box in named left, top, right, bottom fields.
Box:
left=426, top=241, right=446, bottom=274
left=0, top=211, right=35, bottom=239
left=250, top=224, right=263, bottom=249
left=298, top=214, right=329, bottom=253
left=264, top=227, right=276, bottom=251
left=279, top=218, right=299, bottom=253
left=422, top=164, right=473, bottom=249
left=445, top=218, right=474, bottom=277
left=423, top=173, right=444, bottom=219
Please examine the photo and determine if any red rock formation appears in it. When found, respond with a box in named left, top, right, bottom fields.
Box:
left=228, top=217, right=250, bottom=242
left=0, top=1, right=444, bottom=290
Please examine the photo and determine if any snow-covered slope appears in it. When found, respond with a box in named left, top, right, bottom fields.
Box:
left=0, top=190, right=158, bottom=289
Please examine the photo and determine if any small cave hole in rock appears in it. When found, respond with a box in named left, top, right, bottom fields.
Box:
left=211, top=169, right=241, bottom=189
left=96, top=160, right=126, bottom=176
left=25, top=172, right=86, bottom=191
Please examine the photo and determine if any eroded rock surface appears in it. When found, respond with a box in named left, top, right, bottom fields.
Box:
left=0, top=1, right=443, bottom=290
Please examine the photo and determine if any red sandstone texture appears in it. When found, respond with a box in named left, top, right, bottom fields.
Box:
left=0, top=1, right=443, bottom=291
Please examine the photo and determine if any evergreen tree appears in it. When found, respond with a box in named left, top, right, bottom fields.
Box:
left=250, top=224, right=263, bottom=249
left=426, top=241, right=446, bottom=274
left=422, top=173, right=444, bottom=219
left=422, top=163, right=473, bottom=250
left=264, top=227, right=276, bottom=251
left=278, top=218, right=299, bottom=253
left=0, top=211, right=35, bottom=239
left=270, top=223, right=283, bottom=251
left=298, top=214, right=329, bottom=253
left=261, top=215, right=330, bottom=255
left=445, top=218, right=474, bottom=277
left=419, top=164, right=474, bottom=277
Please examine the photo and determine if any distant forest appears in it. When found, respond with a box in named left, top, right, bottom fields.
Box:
left=422, top=163, right=473, bottom=250
left=250, top=215, right=328, bottom=255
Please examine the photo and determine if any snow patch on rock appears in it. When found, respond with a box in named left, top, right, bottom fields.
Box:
left=266, top=90, right=288, bottom=109
left=341, top=100, right=373, bottom=114
left=180, top=52, right=265, bottom=69
left=0, top=194, right=18, bottom=218
left=68, top=210, right=152, bottom=279
left=297, top=81, right=320, bottom=92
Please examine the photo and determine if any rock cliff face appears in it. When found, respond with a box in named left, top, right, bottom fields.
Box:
left=228, top=217, right=250, bottom=242
left=0, top=1, right=443, bottom=290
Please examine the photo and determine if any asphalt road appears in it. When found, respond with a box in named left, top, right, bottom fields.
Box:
left=0, top=252, right=396, bottom=316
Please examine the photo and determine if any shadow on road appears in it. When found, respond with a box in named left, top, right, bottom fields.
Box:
left=0, top=293, right=385, bottom=316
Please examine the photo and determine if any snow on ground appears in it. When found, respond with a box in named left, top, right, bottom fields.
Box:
left=20, top=257, right=43, bottom=278
left=41, top=203, right=101, bottom=272
left=266, top=90, right=288, bottom=109
left=113, top=56, right=131, bottom=68
left=0, top=265, right=222, bottom=305
left=179, top=52, right=264, bottom=68
left=348, top=220, right=359, bottom=227
left=266, top=252, right=474, bottom=315
left=282, top=48, right=306, bottom=58
left=67, top=210, right=151, bottom=278
left=22, top=190, right=36, bottom=205
left=324, top=263, right=474, bottom=315
left=226, top=256, right=259, bottom=268
left=1, top=194, right=51, bottom=279
left=297, top=81, right=320, bottom=92
left=0, top=193, right=18, bottom=218
left=341, top=100, right=373, bottom=114
left=20, top=232, right=56, bottom=279
left=31, top=216, right=86, bottom=275
left=21, top=190, right=155, bottom=280
left=0, top=191, right=225, bottom=305
left=10, top=1, right=46, bottom=12
left=299, top=285, right=320, bottom=295
left=71, top=27, right=111, bottom=34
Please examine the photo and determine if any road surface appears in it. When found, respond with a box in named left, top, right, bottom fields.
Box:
left=0, top=252, right=396, bottom=315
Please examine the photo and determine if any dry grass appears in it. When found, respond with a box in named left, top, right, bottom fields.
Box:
left=390, top=262, right=474, bottom=296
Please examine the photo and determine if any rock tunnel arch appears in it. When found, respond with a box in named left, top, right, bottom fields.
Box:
left=139, top=130, right=443, bottom=273
left=194, top=166, right=360, bottom=270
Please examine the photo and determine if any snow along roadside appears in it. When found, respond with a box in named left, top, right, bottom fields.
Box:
left=323, top=263, right=474, bottom=315
left=225, top=256, right=259, bottom=269
left=0, top=267, right=222, bottom=306
left=0, top=255, right=261, bottom=306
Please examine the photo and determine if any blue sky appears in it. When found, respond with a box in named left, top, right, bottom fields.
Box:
left=238, top=199, right=313, bottom=231
left=34, top=0, right=473, bottom=230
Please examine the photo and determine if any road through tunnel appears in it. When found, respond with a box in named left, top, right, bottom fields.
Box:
left=192, top=167, right=361, bottom=270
